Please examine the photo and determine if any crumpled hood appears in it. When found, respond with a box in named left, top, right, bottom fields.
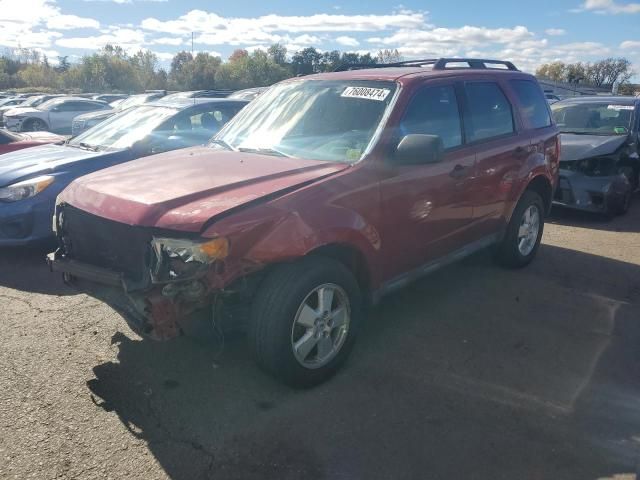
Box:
left=560, top=133, right=628, bottom=162
left=0, top=144, right=110, bottom=186
left=60, top=147, right=350, bottom=232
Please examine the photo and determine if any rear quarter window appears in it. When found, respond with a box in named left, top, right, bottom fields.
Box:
left=463, top=82, right=515, bottom=142
left=510, top=79, right=552, bottom=129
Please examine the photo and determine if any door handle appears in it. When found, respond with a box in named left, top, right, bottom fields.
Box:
left=449, top=164, right=470, bottom=179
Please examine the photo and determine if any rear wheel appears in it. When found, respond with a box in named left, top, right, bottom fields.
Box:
left=495, top=191, right=545, bottom=268
left=249, top=256, right=362, bottom=387
left=22, top=118, right=48, bottom=132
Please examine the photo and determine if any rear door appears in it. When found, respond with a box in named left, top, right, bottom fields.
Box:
left=461, top=79, right=529, bottom=237
left=378, top=81, right=476, bottom=280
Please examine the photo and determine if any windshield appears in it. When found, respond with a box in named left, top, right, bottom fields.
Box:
left=215, top=80, right=397, bottom=163
left=116, top=95, right=153, bottom=111
left=69, top=105, right=177, bottom=150
left=551, top=102, right=634, bottom=135
left=20, top=96, right=45, bottom=107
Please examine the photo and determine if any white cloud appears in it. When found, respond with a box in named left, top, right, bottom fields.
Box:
left=0, top=0, right=99, bottom=49
left=151, top=37, right=186, bottom=46
left=577, top=0, right=640, bottom=14
left=621, top=40, right=640, bottom=49
left=140, top=10, right=427, bottom=36
left=47, top=14, right=100, bottom=30
left=335, top=36, right=360, bottom=47
left=545, top=28, right=566, bottom=35
left=56, top=27, right=146, bottom=52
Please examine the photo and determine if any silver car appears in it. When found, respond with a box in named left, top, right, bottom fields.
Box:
left=4, top=97, right=111, bottom=134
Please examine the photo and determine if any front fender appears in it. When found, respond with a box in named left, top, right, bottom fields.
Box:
left=202, top=203, right=382, bottom=290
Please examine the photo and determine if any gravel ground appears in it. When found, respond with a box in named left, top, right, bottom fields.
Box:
left=1, top=198, right=639, bottom=480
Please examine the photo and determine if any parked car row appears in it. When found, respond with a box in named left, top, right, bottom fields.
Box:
left=2, top=59, right=638, bottom=387
left=0, top=89, right=255, bottom=136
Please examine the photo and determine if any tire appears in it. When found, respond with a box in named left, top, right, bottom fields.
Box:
left=495, top=190, right=545, bottom=268
left=22, top=118, right=48, bottom=132
left=619, top=165, right=639, bottom=193
left=249, top=256, right=362, bottom=388
left=615, top=191, right=632, bottom=216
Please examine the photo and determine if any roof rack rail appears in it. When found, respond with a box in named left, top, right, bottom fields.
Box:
left=333, top=58, right=518, bottom=72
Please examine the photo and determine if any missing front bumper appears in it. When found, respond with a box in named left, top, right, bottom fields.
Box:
left=46, top=252, right=201, bottom=340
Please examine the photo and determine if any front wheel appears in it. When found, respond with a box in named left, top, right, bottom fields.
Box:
left=22, top=118, right=48, bottom=132
left=249, top=256, right=362, bottom=387
left=495, top=190, right=545, bottom=268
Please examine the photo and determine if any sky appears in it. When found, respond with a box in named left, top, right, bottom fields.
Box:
left=1, top=0, right=639, bottom=75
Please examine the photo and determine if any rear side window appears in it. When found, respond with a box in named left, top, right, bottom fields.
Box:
left=510, top=80, right=551, bottom=129
left=463, top=82, right=514, bottom=142
left=399, top=85, right=462, bottom=149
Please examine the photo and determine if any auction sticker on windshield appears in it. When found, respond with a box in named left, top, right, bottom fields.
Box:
left=341, top=87, right=390, bottom=101
left=607, top=105, right=634, bottom=111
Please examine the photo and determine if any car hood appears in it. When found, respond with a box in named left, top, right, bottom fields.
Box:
left=559, top=133, right=628, bottom=162
left=15, top=132, right=66, bottom=143
left=4, top=107, right=41, bottom=117
left=74, top=110, right=115, bottom=122
left=60, top=147, right=350, bottom=232
left=0, top=144, right=113, bottom=187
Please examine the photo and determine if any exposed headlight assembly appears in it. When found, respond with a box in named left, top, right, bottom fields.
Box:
left=150, top=236, right=229, bottom=282
left=0, top=175, right=54, bottom=202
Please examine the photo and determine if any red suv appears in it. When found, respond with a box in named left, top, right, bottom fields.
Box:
left=48, top=58, right=559, bottom=386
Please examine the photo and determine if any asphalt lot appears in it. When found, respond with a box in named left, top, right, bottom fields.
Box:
left=1, top=198, right=639, bottom=480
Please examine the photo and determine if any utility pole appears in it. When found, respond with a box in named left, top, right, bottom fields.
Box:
left=191, top=32, right=194, bottom=57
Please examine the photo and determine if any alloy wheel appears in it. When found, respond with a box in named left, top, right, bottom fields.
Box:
left=290, top=283, right=351, bottom=369
left=517, top=205, right=540, bottom=256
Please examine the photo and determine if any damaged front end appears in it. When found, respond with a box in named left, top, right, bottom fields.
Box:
left=47, top=204, right=233, bottom=340
left=553, top=156, right=631, bottom=214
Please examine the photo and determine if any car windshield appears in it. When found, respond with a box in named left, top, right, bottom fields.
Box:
left=20, top=96, right=45, bottom=107
left=215, top=80, right=397, bottom=163
left=0, top=98, right=22, bottom=107
left=69, top=105, right=177, bottom=150
left=551, top=102, right=634, bottom=135
left=116, top=95, right=153, bottom=111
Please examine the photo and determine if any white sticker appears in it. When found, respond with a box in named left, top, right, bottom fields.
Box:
left=607, top=105, right=634, bottom=111
left=341, top=86, right=390, bottom=101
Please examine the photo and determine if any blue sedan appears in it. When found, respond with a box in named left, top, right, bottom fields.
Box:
left=0, top=97, right=248, bottom=246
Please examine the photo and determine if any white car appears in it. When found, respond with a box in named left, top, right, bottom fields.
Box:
left=4, top=97, right=111, bottom=134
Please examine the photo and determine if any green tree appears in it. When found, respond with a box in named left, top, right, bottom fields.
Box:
left=376, top=49, right=402, bottom=64
left=56, top=56, right=71, bottom=73
left=215, top=49, right=290, bottom=89
left=267, top=44, right=288, bottom=65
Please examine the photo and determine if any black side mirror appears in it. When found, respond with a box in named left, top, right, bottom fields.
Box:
left=394, top=134, right=444, bottom=165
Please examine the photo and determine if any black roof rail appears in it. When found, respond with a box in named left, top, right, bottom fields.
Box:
left=334, top=57, right=518, bottom=72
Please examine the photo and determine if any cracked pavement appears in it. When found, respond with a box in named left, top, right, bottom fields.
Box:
left=1, top=197, right=639, bottom=480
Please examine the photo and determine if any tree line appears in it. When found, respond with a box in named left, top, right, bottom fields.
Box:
left=0, top=44, right=403, bottom=93
left=535, top=57, right=634, bottom=89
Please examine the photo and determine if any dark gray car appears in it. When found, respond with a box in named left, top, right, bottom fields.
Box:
left=551, top=96, right=639, bottom=216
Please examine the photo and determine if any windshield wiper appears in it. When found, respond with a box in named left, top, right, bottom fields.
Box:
left=210, top=139, right=237, bottom=151
left=238, top=146, right=290, bottom=158
left=76, top=142, right=100, bottom=151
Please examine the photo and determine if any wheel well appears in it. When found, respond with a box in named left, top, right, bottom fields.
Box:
left=526, top=175, right=553, bottom=215
left=22, top=117, right=46, bottom=130
left=306, top=244, right=372, bottom=298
